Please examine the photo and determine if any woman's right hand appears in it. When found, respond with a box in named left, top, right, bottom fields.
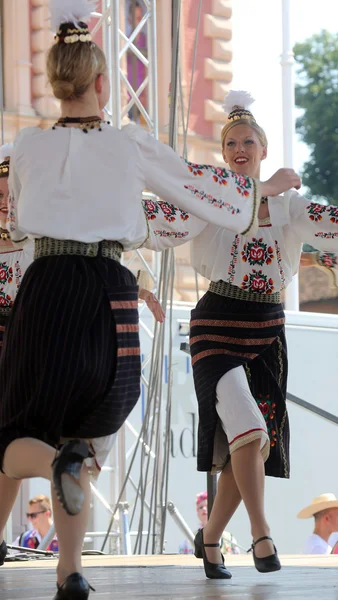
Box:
left=261, top=168, right=301, bottom=197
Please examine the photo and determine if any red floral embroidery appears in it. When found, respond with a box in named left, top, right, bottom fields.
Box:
left=242, top=270, right=275, bottom=294
left=184, top=185, right=240, bottom=214
left=158, top=201, right=177, bottom=223
left=241, top=238, right=274, bottom=266
left=0, top=263, right=13, bottom=285
left=0, top=291, right=13, bottom=306
left=327, top=206, right=338, bottom=225
left=187, top=162, right=208, bottom=177
left=15, top=260, right=22, bottom=287
left=275, top=241, right=286, bottom=289
left=143, top=200, right=159, bottom=220
left=317, top=252, right=338, bottom=268
left=227, top=235, right=240, bottom=283
left=211, top=167, right=229, bottom=186
left=154, top=230, right=189, bottom=239
left=307, top=203, right=326, bottom=222
left=232, top=173, right=252, bottom=197
left=315, top=232, right=338, bottom=239
left=256, top=394, right=277, bottom=447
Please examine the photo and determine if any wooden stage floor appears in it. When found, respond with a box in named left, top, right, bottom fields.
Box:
left=1, top=553, right=338, bottom=599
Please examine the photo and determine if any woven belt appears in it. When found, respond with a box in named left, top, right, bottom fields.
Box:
left=209, top=280, right=281, bottom=304
left=34, top=237, right=123, bottom=262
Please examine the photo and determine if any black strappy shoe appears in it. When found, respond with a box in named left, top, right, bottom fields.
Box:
left=52, top=440, right=90, bottom=516
left=194, top=528, right=232, bottom=579
left=249, top=536, right=281, bottom=573
left=0, top=540, right=7, bottom=565
left=54, top=573, right=95, bottom=600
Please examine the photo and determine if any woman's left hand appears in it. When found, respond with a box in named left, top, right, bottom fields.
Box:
left=139, top=288, right=166, bottom=323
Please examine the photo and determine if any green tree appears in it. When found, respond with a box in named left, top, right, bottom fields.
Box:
left=294, top=30, right=338, bottom=205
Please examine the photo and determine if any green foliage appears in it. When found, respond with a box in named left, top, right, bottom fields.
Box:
left=294, top=30, right=338, bottom=205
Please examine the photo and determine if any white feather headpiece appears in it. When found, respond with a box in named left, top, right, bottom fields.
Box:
left=0, top=143, right=13, bottom=162
left=222, top=90, right=255, bottom=116
left=49, top=0, right=97, bottom=31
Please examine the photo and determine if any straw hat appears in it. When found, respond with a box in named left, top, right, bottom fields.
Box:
left=297, top=493, right=338, bottom=519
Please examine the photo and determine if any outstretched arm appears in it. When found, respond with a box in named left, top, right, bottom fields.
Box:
left=124, top=124, right=300, bottom=239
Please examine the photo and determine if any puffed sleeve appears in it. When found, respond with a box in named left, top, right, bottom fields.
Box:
left=123, top=124, right=260, bottom=236
left=269, top=190, right=338, bottom=251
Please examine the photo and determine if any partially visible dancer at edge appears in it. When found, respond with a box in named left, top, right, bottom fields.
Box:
left=0, top=1, right=300, bottom=597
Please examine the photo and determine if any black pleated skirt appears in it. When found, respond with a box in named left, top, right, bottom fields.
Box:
left=0, top=253, right=141, bottom=471
left=190, top=291, right=289, bottom=478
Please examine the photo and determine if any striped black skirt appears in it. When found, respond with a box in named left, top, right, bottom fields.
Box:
left=190, top=291, right=289, bottom=478
left=0, top=253, right=141, bottom=471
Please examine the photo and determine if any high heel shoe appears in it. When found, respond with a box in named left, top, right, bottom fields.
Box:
left=52, top=440, right=89, bottom=516
left=249, top=536, right=281, bottom=573
left=194, top=528, right=232, bottom=579
left=0, top=540, right=7, bottom=565
left=54, top=573, right=95, bottom=599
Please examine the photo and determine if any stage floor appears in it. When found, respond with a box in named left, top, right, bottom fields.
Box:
left=1, top=554, right=338, bottom=599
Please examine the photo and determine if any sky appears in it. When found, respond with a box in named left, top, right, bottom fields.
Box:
left=231, top=0, right=338, bottom=185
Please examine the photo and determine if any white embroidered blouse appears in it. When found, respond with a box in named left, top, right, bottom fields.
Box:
left=0, top=240, right=34, bottom=309
left=7, top=124, right=260, bottom=249
left=143, top=191, right=338, bottom=295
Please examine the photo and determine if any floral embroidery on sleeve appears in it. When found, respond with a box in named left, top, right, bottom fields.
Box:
left=241, top=238, right=274, bottom=266
left=327, top=206, right=338, bottom=225
left=185, top=161, right=212, bottom=177
left=142, top=199, right=190, bottom=223
left=143, top=199, right=159, bottom=220
left=242, top=270, right=275, bottom=294
left=211, top=167, right=229, bottom=186
left=184, top=185, right=240, bottom=213
left=232, top=173, right=252, bottom=197
left=307, top=204, right=326, bottom=222
left=158, top=201, right=190, bottom=223
left=153, top=230, right=189, bottom=239
left=315, top=232, right=338, bottom=239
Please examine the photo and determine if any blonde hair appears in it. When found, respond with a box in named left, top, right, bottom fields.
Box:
left=221, top=119, right=268, bottom=151
left=29, top=494, right=52, bottom=513
left=47, top=40, right=107, bottom=101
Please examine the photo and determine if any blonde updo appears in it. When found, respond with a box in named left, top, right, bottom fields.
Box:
left=47, top=36, right=107, bottom=101
left=221, top=118, right=268, bottom=151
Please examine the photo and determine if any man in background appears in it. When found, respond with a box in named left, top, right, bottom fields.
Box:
left=13, top=494, right=58, bottom=552
left=297, top=493, right=338, bottom=554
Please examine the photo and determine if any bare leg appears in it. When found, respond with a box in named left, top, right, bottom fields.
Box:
left=3, top=438, right=55, bottom=480
left=202, top=462, right=241, bottom=563
left=231, top=439, right=274, bottom=558
left=3, top=437, right=91, bottom=586
left=0, top=474, right=21, bottom=543
left=53, top=466, right=91, bottom=585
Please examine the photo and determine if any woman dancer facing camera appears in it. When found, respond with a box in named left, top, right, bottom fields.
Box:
left=0, top=3, right=299, bottom=598
left=188, top=91, right=338, bottom=579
